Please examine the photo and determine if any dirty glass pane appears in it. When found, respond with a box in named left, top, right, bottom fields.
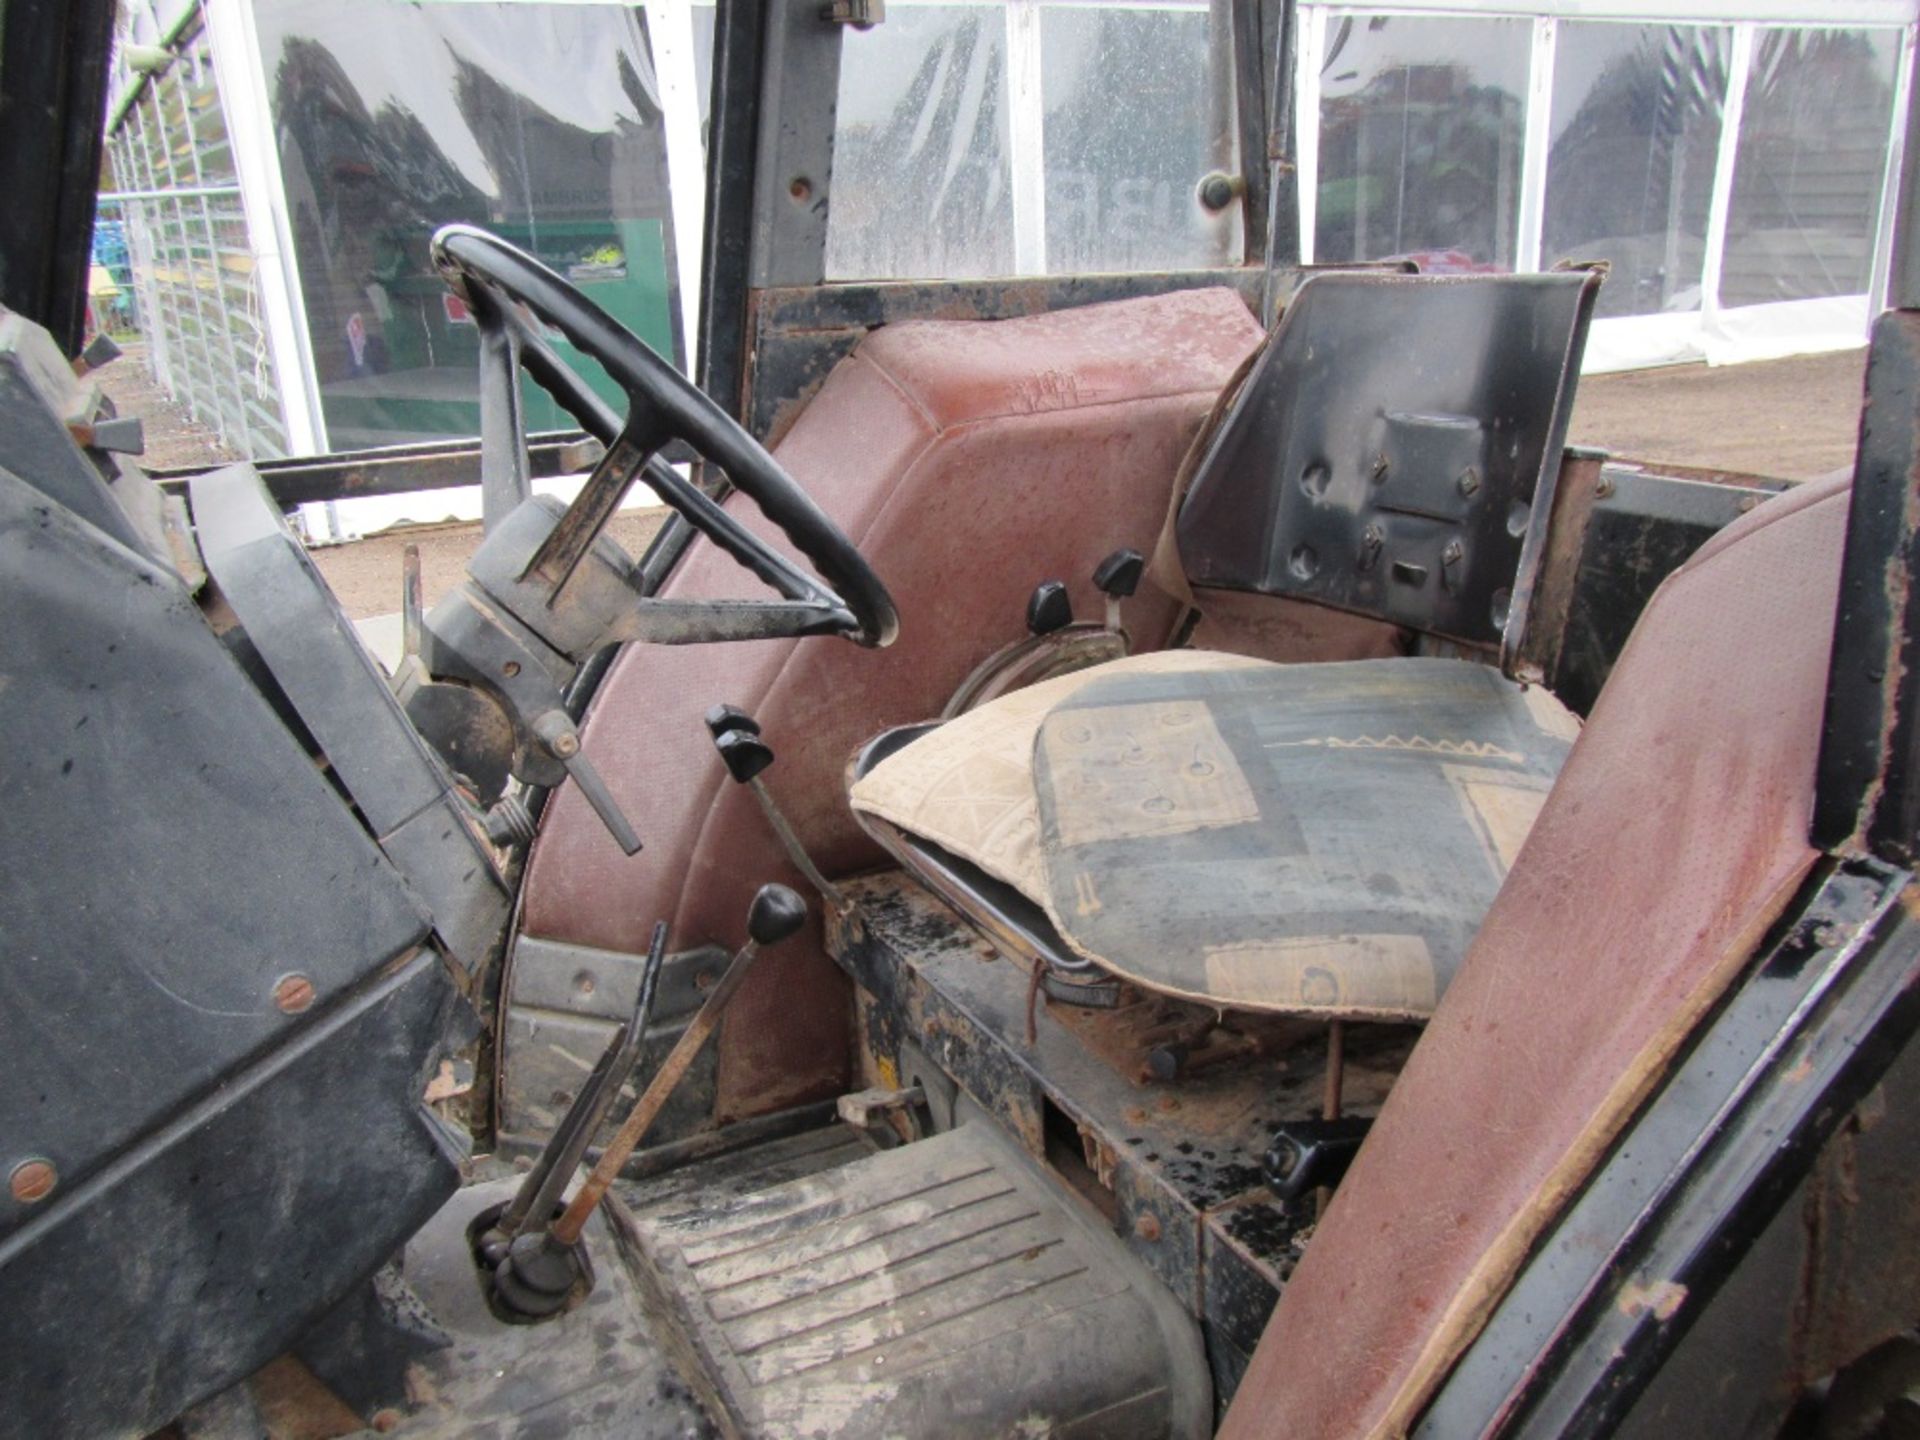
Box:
left=253, top=0, right=678, bottom=451
left=1721, top=27, right=1899, bottom=308
left=1040, top=3, right=1239, bottom=273
left=1315, top=14, right=1529, bottom=271
left=1543, top=23, right=1728, bottom=319
left=826, top=5, right=1013, bottom=280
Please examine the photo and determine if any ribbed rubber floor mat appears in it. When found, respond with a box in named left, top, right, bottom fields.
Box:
left=620, top=1124, right=1209, bottom=1438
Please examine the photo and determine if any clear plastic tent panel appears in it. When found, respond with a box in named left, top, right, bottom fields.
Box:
left=827, top=6, right=1015, bottom=280
left=252, top=0, right=678, bottom=452
left=1721, top=27, right=1901, bottom=308
left=1543, top=23, right=1729, bottom=321
left=1315, top=14, right=1531, bottom=271
left=1040, top=4, right=1239, bottom=273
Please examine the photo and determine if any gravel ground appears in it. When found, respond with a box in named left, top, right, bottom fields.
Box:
left=1568, top=349, right=1864, bottom=482
left=93, top=341, right=241, bottom=470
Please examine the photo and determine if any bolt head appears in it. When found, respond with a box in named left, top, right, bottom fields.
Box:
left=1133, top=1212, right=1162, bottom=1243
left=274, top=973, right=316, bottom=1014
left=371, top=1408, right=403, bottom=1433
left=10, top=1159, right=56, bottom=1204
left=1458, top=469, right=1480, bottom=496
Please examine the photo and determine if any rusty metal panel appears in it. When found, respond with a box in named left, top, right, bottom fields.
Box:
left=1817, top=307, right=1920, bottom=866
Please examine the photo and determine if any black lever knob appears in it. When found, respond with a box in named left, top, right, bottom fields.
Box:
left=714, top=727, right=774, bottom=785
left=1026, top=581, right=1073, bottom=636
left=1093, top=548, right=1145, bottom=598
left=1264, top=1116, right=1373, bottom=1204
left=747, top=883, right=808, bottom=947
left=704, top=702, right=761, bottom=740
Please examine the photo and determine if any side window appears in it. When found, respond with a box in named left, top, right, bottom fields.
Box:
left=1721, top=27, right=1900, bottom=307
left=252, top=0, right=679, bottom=453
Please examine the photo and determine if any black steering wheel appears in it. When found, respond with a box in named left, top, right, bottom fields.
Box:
left=429, top=224, right=897, bottom=649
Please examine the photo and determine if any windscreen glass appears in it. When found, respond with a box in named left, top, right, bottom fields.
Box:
left=826, top=0, right=1235, bottom=280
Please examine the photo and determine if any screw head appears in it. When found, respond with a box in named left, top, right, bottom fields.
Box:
left=549, top=730, right=580, bottom=759
left=1133, top=1212, right=1162, bottom=1243
left=1457, top=468, right=1480, bottom=496
left=274, top=973, right=316, bottom=1014
left=10, top=1159, right=56, bottom=1204
left=371, top=1409, right=403, bottom=1433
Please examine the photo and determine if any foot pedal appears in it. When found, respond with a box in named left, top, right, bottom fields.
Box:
left=624, top=1124, right=1210, bottom=1438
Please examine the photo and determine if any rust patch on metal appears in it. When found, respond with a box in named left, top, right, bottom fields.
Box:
left=1616, top=1276, right=1688, bottom=1322
left=1507, top=447, right=1602, bottom=686
left=274, top=973, right=316, bottom=1014
left=9, top=1159, right=56, bottom=1204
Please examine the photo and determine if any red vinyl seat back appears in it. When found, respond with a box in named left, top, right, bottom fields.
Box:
left=1220, top=471, right=1852, bottom=1439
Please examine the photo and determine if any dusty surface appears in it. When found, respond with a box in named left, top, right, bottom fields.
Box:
left=1568, top=349, right=1865, bottom=481
left=93, top=335, right=1867, bottom=616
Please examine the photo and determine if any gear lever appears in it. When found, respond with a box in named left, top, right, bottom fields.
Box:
left=488, top=885, right=807, bottom=1319
left=479, top=919, right=669, bottom=1271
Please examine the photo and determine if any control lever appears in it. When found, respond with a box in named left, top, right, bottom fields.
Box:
left=1092, top=547, right=1144, bottom=636
left=1263, top=1116, right=1373, bottom=1208
left=531, top=710, right=641, bottom=856
left=1026, top=580, right=1073, bottom=636
left=481, top=919, right=669, bottom=1272
left=491, top=888, right=805, bottom=1319
left=708, top=708, right=846, bottom=912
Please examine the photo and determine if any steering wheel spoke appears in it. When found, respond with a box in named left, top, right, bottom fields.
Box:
left=608, top=597, right=859, bottom=646
left=471, top=290, right=534, bottom=532
left=521, top=423, right=655, bottom=595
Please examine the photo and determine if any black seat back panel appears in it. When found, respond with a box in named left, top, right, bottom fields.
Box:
left=1176, top=271, right=1601, bottom=650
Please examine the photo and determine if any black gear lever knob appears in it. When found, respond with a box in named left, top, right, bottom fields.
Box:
left=714, top=727, right=774, bottom=785
left=704, top=702, right=761, bottom=740
left=748, top=884, right=808, bottom=947
left=1093, top=548, right=1145, bottom=598
left=1026, top=580, right=1073, bottom=636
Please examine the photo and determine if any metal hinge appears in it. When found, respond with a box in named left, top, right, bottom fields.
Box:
left=821, top=0, right=883, bottom=27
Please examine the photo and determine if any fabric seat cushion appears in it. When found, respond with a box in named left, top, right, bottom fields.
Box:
left=851, top=650, right=1579, bottom=1018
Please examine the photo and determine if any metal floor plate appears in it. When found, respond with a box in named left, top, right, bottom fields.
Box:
left=623, top=1124, right=1211, bottom=1439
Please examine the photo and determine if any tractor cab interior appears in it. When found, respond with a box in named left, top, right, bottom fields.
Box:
left=10, top=0, right=1920, bottom=1434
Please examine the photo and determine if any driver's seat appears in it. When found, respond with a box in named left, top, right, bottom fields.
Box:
left=849, top=269, right=1602, bottom=1018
